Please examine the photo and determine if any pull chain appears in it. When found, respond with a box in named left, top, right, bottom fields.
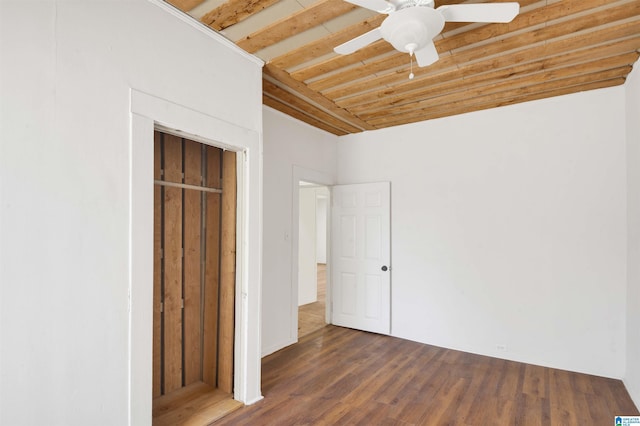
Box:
left=409, top=53, right=415, bottom=80
left=405, top=43, right=417, bottom=80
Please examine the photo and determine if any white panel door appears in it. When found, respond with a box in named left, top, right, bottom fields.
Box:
left=331, top=182, right=390, bottom=334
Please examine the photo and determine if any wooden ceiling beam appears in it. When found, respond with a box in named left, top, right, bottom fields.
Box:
left=292, top=0, right=553, bottom=82
left=364, top=55, right=637, bottom=121
left=308, top=51, right=417, bottom=92
left=291, top=40, right=393, bottom=82
left=333, top=13, right=640, bottom=109
left=437, top=0, right=619, bottom=53
left=383, top=78, right=625, bottom=128
left=369, top=66, right=631, bottom=127
left=263, top=95, right=348, bottom=136
left=317, top=52, right=454, bottom=95
left=168, top=0, right=639, bottom=134
left=269, top=14, right=386, bottom=70
left=310, top=0, right=579, bottom=92
left=351, top=38, right=640, bottom=116
left=291, top=45, right=390, bottom=83
left=447, top=0, right=640, bottom=65
left=263, top=80, right=362, bottom=134
left=201, top=0, right=281, bottom=31
left=325, top=19, right=640, bottom=103
left=293, top=0, right=634, bottom=84
left=272, top=0, right=539, bottom=71
left=236, top=0, right=357, bottom=54
left=263, top=64, right=376, bottom=131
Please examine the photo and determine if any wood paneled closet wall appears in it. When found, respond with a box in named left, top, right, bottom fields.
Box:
left=153, top=131, right=236, bottom=399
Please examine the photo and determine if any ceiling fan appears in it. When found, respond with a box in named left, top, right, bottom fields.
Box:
left=335, top=0, right=520, bottom=69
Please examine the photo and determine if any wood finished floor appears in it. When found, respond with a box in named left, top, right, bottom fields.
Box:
left=213, top=325, right=638, bottom=425
left=153, top=382, right=241, bottom=426
left=298, top=264, right=327, bottom=339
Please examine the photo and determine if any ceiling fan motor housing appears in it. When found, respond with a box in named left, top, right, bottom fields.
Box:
left=380, top=6, right=444, bottom=53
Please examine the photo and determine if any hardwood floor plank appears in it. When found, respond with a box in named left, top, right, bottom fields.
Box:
left=153, top=382, right=239, bottom=426
left=212, top=326, right=639, bottom=425
left=298, top=264, right=327, bottom=338
left=523, top=364, right=548, bottom=398
left=444, top=355, right=493, bottom=423
left=345, top=340, right=424, bottom=407
left=373, top=345, right=444, bottom=406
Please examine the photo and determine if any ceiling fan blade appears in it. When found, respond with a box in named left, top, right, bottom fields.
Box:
left=334, top=27, right=383, bottom=55
left=343, top=0, right=395, bottom=13
left=414, top=42, right=439, bottom=67
left=437, top=2, right=519, bottom=23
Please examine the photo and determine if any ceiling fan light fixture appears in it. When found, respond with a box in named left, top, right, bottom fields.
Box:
left=380, top=6, right=444, bottom=53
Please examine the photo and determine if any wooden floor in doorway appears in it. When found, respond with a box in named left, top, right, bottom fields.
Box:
left=153, top=382, right=242, bottom=426
left=298, top=263, right=326, bottom=339
left=211, top=325, right=638, bottom=425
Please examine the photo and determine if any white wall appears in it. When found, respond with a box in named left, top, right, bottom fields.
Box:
left=298, top=186, right=330, bottom=305
left=0, top=1, right=263, bottom=425
left=316, top=189, right=329, bottom=263
left=262, top=107, right=337, bottom=355
left=298, top=186, right=318, bottom=305
left=338, top=87, right=627, bottom=378
left=625, top=63, right=640, bottom=407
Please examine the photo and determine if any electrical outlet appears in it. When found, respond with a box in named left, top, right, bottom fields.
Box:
left=496, top=344, right=507, bottom=352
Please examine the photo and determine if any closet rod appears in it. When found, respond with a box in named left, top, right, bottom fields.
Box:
left=154, top=180, right=222, bottom=194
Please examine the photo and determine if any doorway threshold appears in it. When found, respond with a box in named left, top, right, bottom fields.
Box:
left=153, top=382, right=242, bottom=426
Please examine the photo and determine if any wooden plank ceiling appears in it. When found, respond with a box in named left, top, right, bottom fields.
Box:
left=168, top=0, right=640, bottom=135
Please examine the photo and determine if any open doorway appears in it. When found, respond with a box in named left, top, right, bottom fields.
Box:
left=297, top=181, right=330, bottom=338
left=151, top=130, right=241, bottom=425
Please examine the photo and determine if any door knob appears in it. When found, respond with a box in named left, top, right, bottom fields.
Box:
left=381, top=265, right=388, bottom=272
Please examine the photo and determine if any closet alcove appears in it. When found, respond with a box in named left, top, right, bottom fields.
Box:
left=152, top=130, right=240, bottom=425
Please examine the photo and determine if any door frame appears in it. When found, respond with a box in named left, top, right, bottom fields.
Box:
left=290, top=166, right=334, bottom=341
left=130, top=90, right=263, bottom=425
